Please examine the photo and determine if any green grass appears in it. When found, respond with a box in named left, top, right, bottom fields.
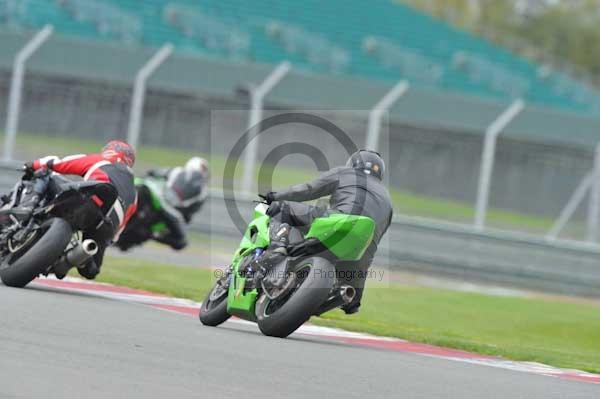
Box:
left=93, top=258, right=600, bottom=374
left=93, top=257, right=215, bottom=302
left=8, top=132, right=585, bottom=237
left=390, top=190, right=562, bottom=233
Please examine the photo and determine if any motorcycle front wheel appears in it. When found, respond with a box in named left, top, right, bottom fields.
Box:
left=0, top=218, right=72, bottom=288
left=199, top=274, right=231, bottom=327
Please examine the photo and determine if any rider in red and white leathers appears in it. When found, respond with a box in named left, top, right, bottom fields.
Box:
left=26, top=140, right=138, bottom=279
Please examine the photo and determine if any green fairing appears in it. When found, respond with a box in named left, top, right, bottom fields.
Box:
left=226, top=275, right=258, bottom=320
left=136, top=177, right=165, bottom=211
left=151, top=222, right=167, bottom=234
left=306, top=214, right=375, bottom=260
left=234, top=214, right=270, bottom=260
left=226, top=206, right=270, bottom=318
left=226, top=204, right=375, bottom=321
left=135, top=177, right=169, bottom=233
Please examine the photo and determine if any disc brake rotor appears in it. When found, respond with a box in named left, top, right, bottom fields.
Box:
left=7, top=230, right=38, bottom=254
left=208, top=279, right=228, bottom=302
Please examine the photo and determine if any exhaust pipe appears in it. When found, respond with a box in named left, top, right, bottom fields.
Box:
left=340, top=285, right=356, bottom=305
left=314, top=285, right=357, bottom=316
left=66, top=239, right=98, bottom=267
left=53, top=239, right=98, bottom=276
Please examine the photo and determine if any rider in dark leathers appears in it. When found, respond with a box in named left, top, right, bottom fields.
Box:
left=116, top=182, right=188, bottom=251
left=261, top=150, right=393, bottom=314
left=116, top=157, right=209, bottom=251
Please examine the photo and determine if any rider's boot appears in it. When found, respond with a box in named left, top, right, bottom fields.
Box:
left=53, top=261, right=71, bottom=280
left=262, top=223, right=290, bottom=264
left=254, top=223, right=292, bottom=290
left=342, top=286, right=364, bottom=315
left=341, top=302, right=360, bottom=315
left=251, top=223, right=289, bottom=276
left=79, top=244, right=105, bottom=280
left=78, top=259, right=100, bottom=280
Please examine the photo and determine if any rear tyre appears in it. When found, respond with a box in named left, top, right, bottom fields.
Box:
left=0, top=218, right=72, bottom=288
left=256, top=257, right=335, bottom=338
left=199, top=277, right=231, bottom=327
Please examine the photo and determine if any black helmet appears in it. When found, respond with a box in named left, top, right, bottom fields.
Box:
left=164, top=157, right=209, bottom=222
left=346, top=150, right=385, bottom=180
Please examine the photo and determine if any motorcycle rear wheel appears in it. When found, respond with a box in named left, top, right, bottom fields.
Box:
left=0, top=218, right=72, bottom=288
left=256, top=257, right=335, bottom=338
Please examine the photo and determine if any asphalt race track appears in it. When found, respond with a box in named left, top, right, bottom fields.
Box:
left=0, top=283, right=597, bottom=399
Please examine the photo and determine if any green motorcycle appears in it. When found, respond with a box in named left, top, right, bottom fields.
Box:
left=199, top=202, right=375, bottom=338
left=116, top=177, right=188, bottom=251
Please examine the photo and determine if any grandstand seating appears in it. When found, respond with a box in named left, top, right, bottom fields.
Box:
left=0, top=0, right=597, bottom=113
left=163, top=3, right=249, bottom=59
left=60, top=0, right=141, bottom=43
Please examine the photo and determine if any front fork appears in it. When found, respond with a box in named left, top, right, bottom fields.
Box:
left=33, top=174, right=50, bottom=196
left=27, top=174, right=51, bottom=210
left=11, top=175, right=51, bottom=242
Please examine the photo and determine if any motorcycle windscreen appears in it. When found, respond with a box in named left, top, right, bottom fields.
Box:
left=235, top=214, right=270, bottom=258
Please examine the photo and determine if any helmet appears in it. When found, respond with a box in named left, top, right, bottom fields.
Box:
left=185, top=157, right=209, bottom=179
left=102, top=140, right=136, bottom=168
left=164, top=157, right=209, bottom=222
left=346, top=150, right=385, bottom=180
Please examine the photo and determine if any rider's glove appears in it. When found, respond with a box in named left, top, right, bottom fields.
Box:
left=259, top=192, right=276, bottom=205
left=22, top=162, right=35, bottom=180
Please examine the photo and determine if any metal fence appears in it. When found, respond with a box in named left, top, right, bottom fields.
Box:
left=2, top=28, right=600, bottom=295
left=1, top=69, right=595, bottom=234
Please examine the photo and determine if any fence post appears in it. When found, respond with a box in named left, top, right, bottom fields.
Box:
left=586, top=143, right=600, bottom=242
left=3, top=25, right=53, bottom=161
left=547, top=171, right=593, bottom=241
left=365, top=80, right=409, bottom=152
left=127, top=44, right=173, bottom=150
left=474, top=99, right=525, bottom=230
left=241, top=61, right=291, bottom=194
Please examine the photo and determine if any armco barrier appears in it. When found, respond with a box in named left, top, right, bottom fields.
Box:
left=1, top=164, right=599, bottom=296
left=200, top=190, right=600, bottom=297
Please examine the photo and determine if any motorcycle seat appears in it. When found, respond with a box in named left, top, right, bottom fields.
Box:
left=56, top=180, right=106, bottom=192
left=54, top=179, right=118, bottom=205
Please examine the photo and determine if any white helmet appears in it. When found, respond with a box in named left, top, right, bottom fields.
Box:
left=164, top=157, right=209, bottom=222
left=185, top=157, right=209, bottom=179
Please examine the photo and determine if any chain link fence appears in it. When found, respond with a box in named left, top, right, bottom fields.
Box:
left=0, top=70, right=595, bottom=238
left=0, top=65, right=599, bottom=294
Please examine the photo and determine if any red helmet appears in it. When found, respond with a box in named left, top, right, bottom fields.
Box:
left=102, top=140, right=136, bottom=168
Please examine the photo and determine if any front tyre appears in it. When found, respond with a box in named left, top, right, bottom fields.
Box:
left=199, top=276, right=231, bottom=327
left=0, top=218, right=72, bottom=288
left=256, top=257, right=335, bottom=338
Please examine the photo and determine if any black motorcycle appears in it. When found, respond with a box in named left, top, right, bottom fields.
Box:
left=0, top=168, right=117, bottom=288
